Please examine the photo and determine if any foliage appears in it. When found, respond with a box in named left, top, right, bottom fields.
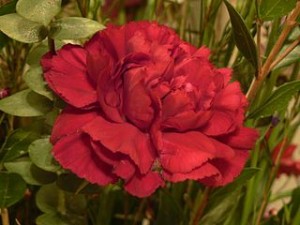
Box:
left=0, top=0, right=300, bottom=224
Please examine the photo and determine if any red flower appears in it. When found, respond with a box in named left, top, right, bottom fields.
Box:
left=41, top=21, right=258, bottom=197
left=0, top=88, right=9, bottom=99
left=272, top=141, right=300, bottom=177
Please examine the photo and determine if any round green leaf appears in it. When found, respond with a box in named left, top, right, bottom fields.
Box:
left=36, top=183, right=87, bottom=214
left=23, top=67, right=54, bottom=100
left=16, top=0, right=61, bottom=26
left=4, top=161, right=57, bottom=185
left=0, top=89, right=53, bottom=117
left=26, top=44, right=49, bottom=66
left=0, top=13, right=48, bottom=43
left=2, top=129, right=39, bottom=162
left=49, top=17, right=105, bottom=40
left=29, top=138, right=60, bottom=172
left=0, top=172, right=27, bottom=207
left=36, top=213, right=69, bottom=225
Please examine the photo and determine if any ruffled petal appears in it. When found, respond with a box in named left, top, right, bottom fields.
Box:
left=53, top=133, right=116, bottom=185
left=123, top=66, right=154, bottom=129
left=201, top=111, right=236, bottom=136
left=160, top=132, right=234, bottom=173
left=199, top=150, right=249, bottom=186
left=163, top=162, right=219, bottom=182
left=41, top=44, right=97, bottom=108
left=51, top=106, right=98, bottom=143
left=214, top=82, right=245, bottom=111
left=219, top=127, right=258, bottom=150
left=82, top=115, right=156, bottom=174
left=124, top=171, right=164, bottom=197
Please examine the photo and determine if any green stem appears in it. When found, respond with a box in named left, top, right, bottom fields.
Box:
left=190, top=187, right=211, bottom=225
left=48, top=37, right=56, bottom=55
left=1, top=208, right=10, bottom=225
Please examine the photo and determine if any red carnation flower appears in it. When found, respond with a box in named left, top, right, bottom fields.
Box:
left=41, top=21, right=258, bottom=197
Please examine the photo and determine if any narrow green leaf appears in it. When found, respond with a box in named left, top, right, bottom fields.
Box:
left=0, top=89, right=52, bottom=117
left=49, top=17, right=105, bottom=40
left=249, top=80, right=300, bottom=118
left=260, top=0, right=297, bottom=21
left=1, top=129, right=39, bottom=162
left=0, top=172, right=27, bottom=207
left=0, top=13, right=48, bottom=43
left=28, top=138, right=60, bottom=172
left=16, top=0, right=61, bottom=26
left=23, top=67, right=54, bottom=100
left=155, top=190, right=183, bottom=225
left=223, top=0, right=258, bottom=71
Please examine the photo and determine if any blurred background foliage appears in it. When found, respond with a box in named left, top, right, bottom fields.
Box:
left=0, top=0, right=300, bottom=225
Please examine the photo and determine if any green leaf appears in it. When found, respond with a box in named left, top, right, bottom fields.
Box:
left=155, top=190, right=183, bottom=225
left=1, top=129, right=39, bottom=162
left=36, top=213, right=69, bottom=225
left=273, top=46, right=300, bottom=70
left=0, top=32, right=9, bottom=49
left=0, top=13, right=48, bottom=43
left=49, top=17, right=105, bottom=40
left=36, top=183, right=87, bottom=215
left=23, top=67, right=54, bottom=100
left=199, top=168, right=259, bottom=225
left=0, top=172, right=27, bottom=207
left=28, top=138, right=60, bottom=172
left=0, top=0, right=17, bottom=16
left=223, top=0, right=258, bottom=71
left=26, top=44, right=49, bottom=66
left=56, top=173, right=101, bottom=194
left=249, top=80, right=300, bottom=118
left=4, top=161, right=56, bottom=185
left=16, top=0, right=61, bottom=26
left=0, top=89, right=52, bottom=117
left=260, top=0, right=297, bottom=21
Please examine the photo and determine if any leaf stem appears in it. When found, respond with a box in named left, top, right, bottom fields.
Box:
left=47, top=37, right=56, bottom=55
left=246, top=1, right=300, bottom=102
left=191, top=187, right=211, bottom=225
left=1, top=208, right=10, bottom=225
left=269, top=37, right=300, bottom=71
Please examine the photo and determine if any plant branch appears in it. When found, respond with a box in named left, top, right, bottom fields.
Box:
left=269, top=37, right=300, bottom=71
left=1, top=208, right=10, bottom=225
left=246, top=1, right=300, bottom=102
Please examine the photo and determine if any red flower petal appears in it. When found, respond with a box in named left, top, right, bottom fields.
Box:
left=199, top=150, right=249, bottom=186
left=123, top=66, right=154, bottom=129
left=82, top=115, right=156, bottom=174
left=219, top=127, right=258, bottom=150
left=124, top=171, right=164, bottom=197
left=214, top=82, right=245, bottom=111
left=41, top=44, right=97, bottom=108
left=51, top=106, right=98, bottom=143
left=160, top=132, right=235, bottom=173
left=201, top=111, right=236, bottom=136
left=113, top=159, right=136, bottom=179
left=163, top=162, right=219, bottom=182
left=53, top=133, right=117, bottom=185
